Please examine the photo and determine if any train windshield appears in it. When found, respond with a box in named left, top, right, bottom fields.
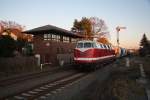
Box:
left=77, top=43, right=84, bottom=48
left=77, top=42, right=93, bottom=48
left=84, top=43, right=93, bottom=48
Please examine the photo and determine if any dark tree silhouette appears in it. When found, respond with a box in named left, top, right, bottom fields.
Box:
left=0, top=35, right=16, bottom=57
left=139, top=33, right=150, bottom=56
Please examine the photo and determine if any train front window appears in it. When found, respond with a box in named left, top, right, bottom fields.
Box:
left=84, top=42, right=93, bottom=48
left=77, top=43, right=83, bottom=48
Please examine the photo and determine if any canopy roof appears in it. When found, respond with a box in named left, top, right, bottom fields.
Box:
left=23, top=25, right=83, bottom=38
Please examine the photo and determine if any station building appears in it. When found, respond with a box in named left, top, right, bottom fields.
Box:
left=23, top=25, right=82, bottom=66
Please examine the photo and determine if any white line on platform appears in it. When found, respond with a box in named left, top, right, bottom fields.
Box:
left=55, top=88, right=62, bottom=91
left=45, top=85, right=52, bottom=88
left=14, top=96, right=25, bottom=99
left=40, top=87, right=48, bottom=89
left=28, top=91, right=38, bottom=94
left=51, top=91, right=57, bottom=94
left=21, top=93, right=32, bottom=96
left=146, top=89, right=150, bottom=100
left=34, top=89, right=43, bottom=92
left=48, top=83, right=57, bottom=86
left=39, top=96, right=47, bottom=99
left=60, top=86, right=65, bottom=89
left=45, top=93, right=51, bottom=96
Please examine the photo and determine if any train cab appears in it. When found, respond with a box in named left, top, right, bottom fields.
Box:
left=74, top=40, right=115, bottom=65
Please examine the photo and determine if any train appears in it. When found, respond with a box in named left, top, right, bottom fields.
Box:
left=74, top=40, right=127, bottom=68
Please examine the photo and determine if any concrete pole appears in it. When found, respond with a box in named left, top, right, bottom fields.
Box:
left=35, top=54, right=41, bottom=66
left=139, top=64, right=146, bottom=78
left=125, top=57, right=130, bottom=67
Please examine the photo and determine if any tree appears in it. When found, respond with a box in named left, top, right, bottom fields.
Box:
left=71, top=17, right=110, bottom=43
left=72, top=17, right=92, bottom=36
left=16, top=37, right=26, bottom=52
left=0, top=20, right=32, bottom=41
left=139, top=33, right=150, bottom=56
left=97, top=37, right=110, bottom=44
left=0, top=20, right=32, bottom=56
left=140, top=34, right=149, bottom=47
left=0, top=20, right=24, bottom=32
left=0, top=35, right=16, bottom=57
left=89, top=17, right=110, bottom=39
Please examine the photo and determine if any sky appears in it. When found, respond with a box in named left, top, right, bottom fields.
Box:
left=0, top=0, right=150, bottom=49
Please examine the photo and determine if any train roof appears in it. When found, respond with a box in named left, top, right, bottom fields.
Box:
left=77, top=40, right=94, bottom=43
left=77, top=40, right=111, bottom=45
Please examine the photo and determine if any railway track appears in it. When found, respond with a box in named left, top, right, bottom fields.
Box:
left=0, top=66, right=72, bottom=87
left=3, top=72, right=87, bottom=100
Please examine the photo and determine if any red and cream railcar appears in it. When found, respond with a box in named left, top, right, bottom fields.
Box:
left=74, top=40, right=116, bottom=66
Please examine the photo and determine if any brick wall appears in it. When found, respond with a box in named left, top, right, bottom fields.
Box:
left=33, top=34, right=76, bottom=65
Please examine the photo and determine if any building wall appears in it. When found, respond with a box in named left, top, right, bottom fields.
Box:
left=33, top=34, right=77, bottom=65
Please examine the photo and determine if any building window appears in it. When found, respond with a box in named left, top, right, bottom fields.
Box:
left=52, top=34, right=56, bottom=40
left=52, top=34, right=60, bottom=42
left=44, top=34, right=51, bottom=40
left=60, top=35, right=63, bottom=42
left=63, top=36, right=69, bottom=43
left=71, top=38, right=77, bottom=43
left=56, top=35, right=60, bottom=41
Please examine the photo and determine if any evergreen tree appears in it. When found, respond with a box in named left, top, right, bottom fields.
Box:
left=72, top=17, right=92, bottom=36
left=139, top=33, right=150, bottom=56
left=140, top=34, right=149, bottom=47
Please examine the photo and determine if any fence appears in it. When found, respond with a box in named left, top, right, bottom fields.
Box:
left=0, top=56, right=38, bottom=76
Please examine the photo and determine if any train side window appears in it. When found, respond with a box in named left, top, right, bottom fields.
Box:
left=103, top=44, right=105, bottom=49
left=99, top=44, right=102, bottom=49
left=107, top=45, right=110, bottom=49
left=107, top=45, right=110, bottom=50
left=105, top=45, right=108, bottom=49
left=95, top=43, right=99, bottom=48
left=101, top=44, right=104, bottom=49
left=110, top=45, right=112, bottom=49
left=98, top=44, right=100, bottom=48
left=95, top=43, right=98, bottom=48
left=103, top=44, right=107, bottom=49
left=108, top=45, right=110, bottom=49
left=92, top=43, right=97, bottom=48
left=109, top=45, right=112, bottom=50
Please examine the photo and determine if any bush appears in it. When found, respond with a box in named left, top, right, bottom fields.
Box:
left=0, top=35, right=16, bottom=57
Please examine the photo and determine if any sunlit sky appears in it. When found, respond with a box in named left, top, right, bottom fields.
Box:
left=0, top=0, right=150, bottom=49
